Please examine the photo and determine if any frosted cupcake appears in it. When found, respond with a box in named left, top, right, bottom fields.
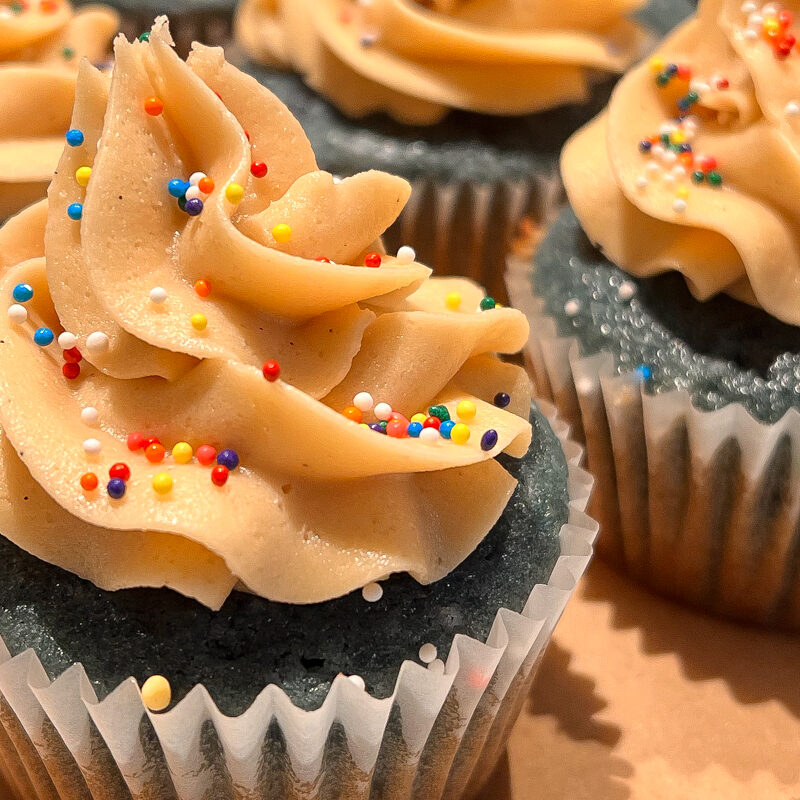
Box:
left=508, top=0, right=800, bottom=628
left=0, top=0, right=117, bottom=218
left=233, top=0, right=694, bottom=300
left=0, top=18, right=595, bottom=798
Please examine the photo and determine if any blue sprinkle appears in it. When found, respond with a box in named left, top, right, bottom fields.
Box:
left=439, top=420, right=456, bottom=439
left=67, top=203, right=83, bottom=220
left=12, top=283, right=33, bottom=303
left=107, top=478, right=126, bottom=499
left=493, top=392, right=511, bottom=408
left=168, top=179, right=189, bottom=198
left=636, top=365, right=653, bottom=382
left=407, top=421, right=423, bottom=438
left=480, top=429, right=498, bottom=452
left=65, top=128, right=84, bottom=147
left=216, top=449, right=239, bottom=470
left=184, top=198, right=204, bottom=216
left=33, top=327, right=54, bottom=346
left=638, top=140, right=652, bottom=153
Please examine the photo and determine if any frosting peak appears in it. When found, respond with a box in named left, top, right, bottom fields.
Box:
left=563, top=0, right=800, bottom=326
left=236, top=0, right=650, bottom=124
left=0, top=20, right=533, bottom=609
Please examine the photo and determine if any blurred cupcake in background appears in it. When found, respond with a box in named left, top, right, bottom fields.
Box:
left=234, top=0, right=693, bottom=300
left=508, top=0, right=800, bottom=628
left=0, top=0, right=117, bottom=218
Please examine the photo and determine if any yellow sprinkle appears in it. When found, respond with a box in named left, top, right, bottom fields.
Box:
left=272, top=223, right=292, bottom=243
left=411, top=413, right=427, bottom=424
left=649, top=57, right=665, bottom=74
left=671, top=131, right=686, bottom=145
left=75, top=166, right=92, bottom=187
left=445, top=292, right=461, bottom=311
left=172, top=442, right=193, bottom=464
left=141, top=675, right=171, bottom=711
left=152, top=472, right=173, bottom=494
left=190, top=313, right=207, bottom=331
left=677, top=186, right=689, bottom=199
left=451, top=423, right=471, bottom=445
left=225, top=182, right=244, bottom=204
left=456, top=400, right=476, bottom=421
left=764, top=17, right=780, bottom=34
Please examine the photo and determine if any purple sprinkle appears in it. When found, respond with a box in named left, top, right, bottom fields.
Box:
left=480, top=429, right=498, bottom=451
left=368, top=423, right=384, bottom=433
left=493, top=392, right=510, bottom=408
left=185, top=197, right=204, bottom=216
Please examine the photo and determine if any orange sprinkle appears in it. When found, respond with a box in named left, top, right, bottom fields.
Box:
left=145, top=442, right=166, bottom=463
left=194, top=279, right=211, bottom=298
left=198, top=176, right=215, bottom=194
left=80, top=472, right=98, bottom=491
left=144, top=96, right=164, bottom=116
left=342, top=406, right=363, bottom=423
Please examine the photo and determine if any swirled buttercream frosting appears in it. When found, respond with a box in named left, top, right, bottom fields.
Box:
left=235, top=0, right=651, bottom=125
left=0, top=0, right=118, bottom=217
left=0, top=18, right=534, bottom=609
left=563, top=0, right=800, bottom=326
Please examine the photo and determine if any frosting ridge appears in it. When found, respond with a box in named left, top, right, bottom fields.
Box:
left=0, top=19, right=533, bottom=609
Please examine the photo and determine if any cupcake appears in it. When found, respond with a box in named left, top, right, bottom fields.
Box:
left=508, top=0, right=800, bottom=628
left=0, top=0, right=117, bottom=220
left=233, top=0, right=694, bottom=301
left=0, top=18, right=596, bottom=798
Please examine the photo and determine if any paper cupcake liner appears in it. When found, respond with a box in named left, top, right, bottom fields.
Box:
left=0, top=403, right=596, bottom=800
left=507, top=251, right=800, bottom=630
left=381, top=174, right=564, bottom=305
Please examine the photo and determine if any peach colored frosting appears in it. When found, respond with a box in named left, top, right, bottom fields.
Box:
left=0, top=19, right=534, bottom=610
left=563, top=0, right=800, bottom=326
left=0, top=0, right=118, bottom=217
left=235, top=0, right=650, bottom=124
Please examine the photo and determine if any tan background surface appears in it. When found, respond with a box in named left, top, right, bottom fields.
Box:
left=478, top=560, right=800, bottom=799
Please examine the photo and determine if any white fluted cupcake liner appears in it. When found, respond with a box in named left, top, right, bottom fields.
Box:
left=381, top=174, right=564, bottom=305
left=0, top=401, right=596, bottom=800
left=508, top=251, right=800, bottom=630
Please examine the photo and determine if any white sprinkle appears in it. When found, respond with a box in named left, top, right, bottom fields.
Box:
left=184, top=185, right=203, bottom=202
left=683, top=116, right=699, bottom=132
left=741, top=1, right=757, bottom=13
left=80, top=407, right=99, bottom=427
left=743, top=27, right=759, bottom=41
left=662, top=150, right=678, bottom=166
left=658, top=122, right=677, bottom=136
left=420, top=427, right=441, bottom=444
left=82, top=438, right=102, bottom=455
left=635, top=176, right=648, bottom=190
left=662, top=173, right=676, bottom=186
left=785, top=101, right=800, bottom=117
left=57, top=331, right=77, bottom=350
left=619, top=281, right=637, bottom=301
left=374, top=402, right=393, bottom=421
left=348, top=675, right=366, bottom=690
left=362, top=582, right=383, bottom=602
left=747, top=12, right=763, bottom=29
left=353, top=391, right=374, bottom=412
left=332, top=175, right=343, bottom=184
left=671, top=165, right=687, bottom=179
left=396, top=245, right=416, bottom=264
left=7, top=304, right=27, bottom=324
left=645, top=162, right=660, bottom=175
left=85, top=331, right=110, bottom=354
left=419, top=643, right=437, bottom=664
left=673, top=198, right=688, bottom=213
left=689, top=80, right=709, bottom=96
left=188, top=171, right=206, bottom=186
left=763, top=4, right=778, bottom=16
left=427, top=659, right=445, bottom=675
left=563, top=299, right=580, bottom=317
left=149, top=286, right=168, bottom=304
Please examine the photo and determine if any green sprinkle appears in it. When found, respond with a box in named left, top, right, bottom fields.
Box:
left=62, top=46, right=75, bottom=60
left=138, top=31, right=150, bottom=41
left=691, top=170, right=705, bottom=183
left=428, top=405, right=451, bottom=422
left=480, top=297, right=496, bottom=311
left=656, top=73, right=670, bottom=87
left=707, top=171, right=723, bottom=187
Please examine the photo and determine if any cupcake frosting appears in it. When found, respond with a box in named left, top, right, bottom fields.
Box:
left=0, top=0, right=118, bottom=218
left=0, top=18, right=533, bottom=609
left=235, top=0, right=651, bottom=124
left=563, top=0, right=800, bottom=326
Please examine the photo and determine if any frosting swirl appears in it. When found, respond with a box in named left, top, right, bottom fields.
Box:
left=563, top=0, right=800, bottom=326
left=0, top=19, right=533, bottom=609
left=235, top=0, right=650, bottom=124
left=0, top=0, right=118, bottom=217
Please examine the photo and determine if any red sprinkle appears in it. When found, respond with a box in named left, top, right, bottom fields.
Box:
left=677, top=64, right=691, bottom=80
left=211, top=464, right=229, bottom=486
left=262, top=360, right=280, bottom=381
left=142, top=436, right=161, bottom=449
left=196, top=445, right=217, bottom=466
left=109, top=462, right=131, bottom=481
left=250, top=161, right=268, bottom=178
left=364, top=252, right=382, bottom=268
left=423, top=416, right=441, bottom=430
left=127, top=431, right=146, bottom=451
left=315, top=257, right=331, bottom=263
left=63, top=346, right=82, bottom=364
left=386, top=419, right=409, bottom=438
left=80, top=472, right=98, bottom=492
left=62, top=362, right=80, bottom=380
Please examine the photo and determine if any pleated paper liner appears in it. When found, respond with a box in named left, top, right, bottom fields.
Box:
left=507, top=250, right=800, bottom=630
left=378, top=173, right=565, bottom=308
left=0, top=401, right=596, bottom=800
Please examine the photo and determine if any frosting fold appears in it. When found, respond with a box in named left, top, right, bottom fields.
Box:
left=236, top=0, right=649, bottom=124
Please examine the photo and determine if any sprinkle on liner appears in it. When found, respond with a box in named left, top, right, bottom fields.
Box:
left=141, top=675, right=171, bottom=711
